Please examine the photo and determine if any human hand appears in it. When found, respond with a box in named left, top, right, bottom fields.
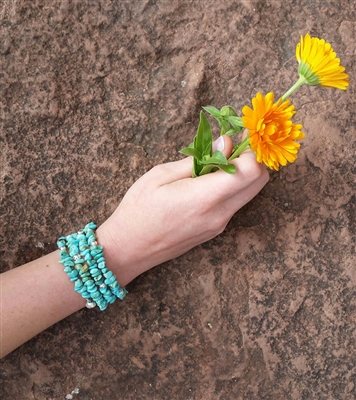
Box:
left=97, top=134, right=269, bottom=286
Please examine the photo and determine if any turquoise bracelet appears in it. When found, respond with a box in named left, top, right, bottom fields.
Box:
left=57, top=222, right=127, bottom=310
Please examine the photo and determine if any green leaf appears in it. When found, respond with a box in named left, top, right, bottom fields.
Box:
left=220, top=106, right=237, bottom=117
left=220, top=119, right=230, bottom=134
left=199, top=165, right=218, bottom=175
left=200, top=150, right=228, bottom=165
left=195, top=111, right=213, bottom=154
left=193, top=111, right=213, bottom=176
left=179, top=147, right=202, bottom=159
left=202, top=106, right=221, bottom=118
left=227, top=116, right=244, bottom=131
left=225, top=128, right=237, bottom=136
left=217, top=164, right=236, bottom=174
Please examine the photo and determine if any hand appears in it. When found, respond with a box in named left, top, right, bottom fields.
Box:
left=97, top=135, right=269, bottom=286
left=1, top=135, right=269, bottom=358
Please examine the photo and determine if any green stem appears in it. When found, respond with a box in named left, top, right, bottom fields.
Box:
left=228, top=137, right=251, bottom=161
left=282, top=76, right=307, bottom=101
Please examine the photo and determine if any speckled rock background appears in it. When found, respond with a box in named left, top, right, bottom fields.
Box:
left=1, top=1, right=355, bottom=399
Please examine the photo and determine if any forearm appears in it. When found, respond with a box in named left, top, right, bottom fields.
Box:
left=0, top=250, right=85, bottom=358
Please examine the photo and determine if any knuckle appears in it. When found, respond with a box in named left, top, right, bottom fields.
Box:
left=241, top=161, right=268, bottom=183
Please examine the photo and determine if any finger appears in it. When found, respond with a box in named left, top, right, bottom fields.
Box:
left=202, top=174, right=268, bottom=239
left=222, top=170, right=269, bottom=214
left=192, top=151, right=269, bottom=202
left=212, top=135, right=234, bottom=159
left=145, top=157, right=194, bottom=186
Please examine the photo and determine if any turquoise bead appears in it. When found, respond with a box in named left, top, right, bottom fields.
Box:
left=85, top=279, right=94, bottom=286
left=59, top=256, right=71, bottom=264
left=63, top=266, right=72, bottom=273
left=99, top=287, right=109, bottom=294
left=97, top=300, right=108, bottom=311
left=91, top=291, right=102, bottom=300
left=113, top=287, right=128, bottom=300
left=63, top=260, right=75, bottom=267
left=104, top=271, right=113, bottom=279
left=106, top=294, right=117, bottom=304
left=87, top=259, right=96, bottom=267
left=87, top=234, right=95, bottom=243
left=105, top=276, right=116, bottom=285
left=68, top=270, right=79, bottom=278
left=74, top=280, right=83, bottom=288
left=110, top=281, right=119, bottom=289
left=90, top=268, right=101, bottom=277
left=80, top=266, right=89, bottom=273
left=94, top=250, right=105, bottom=262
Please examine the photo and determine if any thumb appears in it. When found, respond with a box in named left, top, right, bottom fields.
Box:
left=212, top=134, right=234, bottom=159
left=153, top=135, right=234, bottom=185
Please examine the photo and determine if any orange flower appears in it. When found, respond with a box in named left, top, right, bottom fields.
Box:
left=242, top=92, right=305, bottom=171
left=296, top=33, right=349, bottom=90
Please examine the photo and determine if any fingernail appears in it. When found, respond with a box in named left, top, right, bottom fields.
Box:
left=213, top=136, right=225, bottom=152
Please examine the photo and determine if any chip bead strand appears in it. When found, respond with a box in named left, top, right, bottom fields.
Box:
left=57, top=222, right=127, bottom=310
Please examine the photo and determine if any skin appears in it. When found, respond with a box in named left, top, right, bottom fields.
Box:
left=0, top=135, right=269, bottom=358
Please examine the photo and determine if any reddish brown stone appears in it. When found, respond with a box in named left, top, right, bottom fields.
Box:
left=1, top=1, right=355, bottom=399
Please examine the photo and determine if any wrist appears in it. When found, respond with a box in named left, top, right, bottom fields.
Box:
left=96, top=218, right=139, bottom=287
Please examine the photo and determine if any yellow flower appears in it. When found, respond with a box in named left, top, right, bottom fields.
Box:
left=296, top=33, right=349, bottom=89
left=242, top=92, right=305, bottom=171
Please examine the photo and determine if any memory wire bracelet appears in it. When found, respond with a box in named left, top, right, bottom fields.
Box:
left=57, top=222, right=127, bottom=311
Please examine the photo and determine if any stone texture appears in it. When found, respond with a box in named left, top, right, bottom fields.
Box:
left=0, top=1, right=355, bottom=399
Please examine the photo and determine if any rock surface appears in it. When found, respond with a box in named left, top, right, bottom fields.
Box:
left=1, top=1, right=355, bottom=399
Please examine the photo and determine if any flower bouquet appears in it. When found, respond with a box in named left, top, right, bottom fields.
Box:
left=180, top=34, right=349, bottom=176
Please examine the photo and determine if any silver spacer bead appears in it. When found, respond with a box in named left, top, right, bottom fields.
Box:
left=90, top=240, right=98, bottom=247
left=73, top=254, right=81, bottom=260
left=77, top=229, right=84, bottom=234
left=60, top=246, right=66, bottom=251
left=86, top=299, right=96, bottom=309
left=99, top=283, right=107, bottom=288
